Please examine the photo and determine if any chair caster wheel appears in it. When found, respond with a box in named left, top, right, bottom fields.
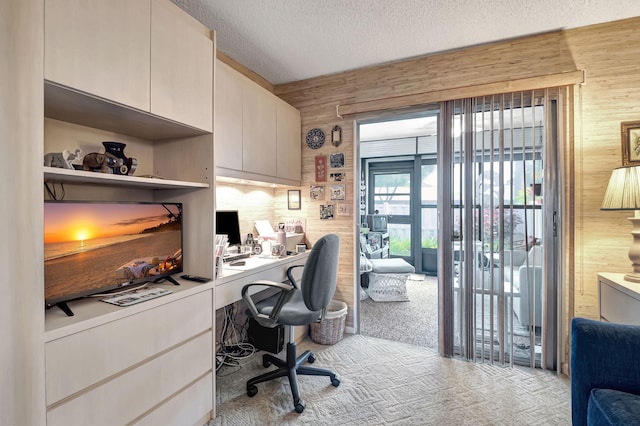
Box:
left=331, top=377, right=340, bottom=387
left=263, top=360, right=271, bottom=368
left=307, top=354, right=316, bottom=363
left=247, top=385, right=258, bottom=397
left=295, top=401, right=305, bottom=413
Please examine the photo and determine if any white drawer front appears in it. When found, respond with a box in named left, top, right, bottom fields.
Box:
left=47, top=330, right=212, bottom=425
left=600, top=281, right=640, bottom=325
left=46, top=290, right=212, bottom=404
left=134, top=372, right=213, bottom=426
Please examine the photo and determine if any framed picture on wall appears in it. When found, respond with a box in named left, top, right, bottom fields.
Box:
left=330, top=172, right=345, bottom=182
left=287, top=190, right=301, bottom=210
left=310, top=185, right=325, bottom=200
left=622, top=120, right=640, bottom=165
left=315, top=155, right=327, bottom=181
left=330, top=184, right=345, bottom=200
left=320, top=204, right=334, bottom=220
left=337, top=203, right=350, bottom=216
left=329, top=152, right=345, bottom=168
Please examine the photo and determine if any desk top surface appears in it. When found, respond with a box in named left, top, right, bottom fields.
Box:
left=216, top=252, right=309, bottom=283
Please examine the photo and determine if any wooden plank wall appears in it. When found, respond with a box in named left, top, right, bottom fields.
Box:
left=271, top=17, right=640, bottom=364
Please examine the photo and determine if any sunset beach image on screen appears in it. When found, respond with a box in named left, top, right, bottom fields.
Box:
left=44, top=201, right=183, bottom=307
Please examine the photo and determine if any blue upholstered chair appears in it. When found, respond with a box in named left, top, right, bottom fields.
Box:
left=241, top=234, right=341, bottom=413
left=571, top=317, right=640, bottom=425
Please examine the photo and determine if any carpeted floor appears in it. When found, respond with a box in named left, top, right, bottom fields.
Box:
left=359, top=274, right=542, bottom=365
left=212, top=334, right=570, bottom=425
left=360, top=274, right=438, bottom=348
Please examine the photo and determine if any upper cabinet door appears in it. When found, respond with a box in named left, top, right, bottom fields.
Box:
left=44, top=0, right=151, bottom=111
left=150, top=0, right=213, bottom=132
left=242, top=79, right=277, bottom=177
left=214, top=61, right=244, bottom=171
left=276, top=99, right=301, bottom=181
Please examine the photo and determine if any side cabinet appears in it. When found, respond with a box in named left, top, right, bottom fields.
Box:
left=598, top=272, right=640, bottom=325
left=45, top=289, right=214, bottom=425
left=214, top=59, right=301, bottom=186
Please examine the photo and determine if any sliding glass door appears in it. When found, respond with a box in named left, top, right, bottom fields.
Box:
left=439, top=89, right=562, bottom=369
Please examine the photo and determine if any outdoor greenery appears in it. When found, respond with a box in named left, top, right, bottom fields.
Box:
left=390, top=237, right=411, bottom=256
left=422, top=235, right=438, bottom=249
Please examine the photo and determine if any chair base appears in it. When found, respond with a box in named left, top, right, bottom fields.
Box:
left=246, top=341, right=340, bottom=413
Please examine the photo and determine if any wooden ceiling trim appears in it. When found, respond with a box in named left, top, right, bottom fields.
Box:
left=336, top=69, right=584, bottom=117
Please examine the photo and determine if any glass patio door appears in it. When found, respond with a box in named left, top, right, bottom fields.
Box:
left=439, top=90, right=562, bottom=369
left=368, top=161, right=415, bottom=264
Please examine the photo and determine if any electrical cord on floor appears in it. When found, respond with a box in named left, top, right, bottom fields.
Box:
left=216, top=305, right=255, bottom=375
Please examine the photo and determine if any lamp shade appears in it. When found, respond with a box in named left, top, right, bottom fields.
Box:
left=601, top=166, right=640, bottom=210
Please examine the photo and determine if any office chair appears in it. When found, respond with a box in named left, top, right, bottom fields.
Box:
left=241, top=234, right=341, bottom=413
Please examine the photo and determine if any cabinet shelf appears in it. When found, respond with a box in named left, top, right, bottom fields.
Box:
left=44, top=81, right=211, bottom=140
left=44, top=166, right=209, bottom=190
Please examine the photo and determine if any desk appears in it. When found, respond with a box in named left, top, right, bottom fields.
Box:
left=215, top=252, right=310, bottom=309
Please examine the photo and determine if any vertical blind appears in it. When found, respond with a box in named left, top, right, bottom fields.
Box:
left=440, top=89, right=560, bottom=369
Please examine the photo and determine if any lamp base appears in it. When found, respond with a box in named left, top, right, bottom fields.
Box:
left=624, top=273, right=640, bottom=283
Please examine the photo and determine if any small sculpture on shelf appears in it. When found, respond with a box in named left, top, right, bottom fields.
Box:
left=82, top=141, right=138, bottom=175
left=102, top=141, right=137, bottom=175
left=43, top=148, right=82, bottom=169
left=82, top=152, right=124, bottom=174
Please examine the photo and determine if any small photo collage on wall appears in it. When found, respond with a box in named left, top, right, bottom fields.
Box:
left=307, top=124, right=349, bottom=220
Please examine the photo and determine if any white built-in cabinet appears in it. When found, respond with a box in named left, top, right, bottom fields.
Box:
left=44, top=0, right=212, bottom=133
left=45, top=286, right=214, bottom=426
left=276, top=100, right=303, bottom=182
left=42, top=0, right=216, bottom=424
left=215, top=60, right=301, bottom=186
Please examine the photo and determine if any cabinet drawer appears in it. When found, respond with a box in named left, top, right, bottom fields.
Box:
left=47, top=331, right=212, bottom=425
left=134, top=372, right=213, bottom=426
left=600, top=280, right=640, bottom=325
left=46, top=290, right=212, bottom=405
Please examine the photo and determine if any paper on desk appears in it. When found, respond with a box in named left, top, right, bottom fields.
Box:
left=255, top=220, right=275, bottom=237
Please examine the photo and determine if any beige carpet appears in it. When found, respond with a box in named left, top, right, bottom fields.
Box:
left=360, top=274, right=438, bottom=348
left=212, top=334, right=570, bottom=425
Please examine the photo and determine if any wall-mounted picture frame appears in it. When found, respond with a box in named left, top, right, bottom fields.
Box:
left=329, top=172, right=345, bottom=182
left=315, top=155, right=327, bottom=181
left=330, top=184, right=345, bottom=200
left=329, top=152, right=345, bottom=168
left=331, top=125, right=342, bottom=147
left=320, top=204, right=334, bottom=220
left=622, top=120, right=640, bottom=165
left=287, top=189, right=301, bottom=210
left=337, top=203, right=350, bottom=216
left=310, top=185, right=325, bottom=200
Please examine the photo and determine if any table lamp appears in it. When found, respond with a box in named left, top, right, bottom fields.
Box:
left=601, top=165, right=640, bottom=282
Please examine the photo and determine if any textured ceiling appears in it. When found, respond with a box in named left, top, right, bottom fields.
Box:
left=173, top=0, right=640, bottom=85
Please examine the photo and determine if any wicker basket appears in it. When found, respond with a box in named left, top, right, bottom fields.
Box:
left=310, top=300, right=347, bottom=345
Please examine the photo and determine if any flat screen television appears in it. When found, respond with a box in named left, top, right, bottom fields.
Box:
left=215, top=210, right=242, bottom=247
left=366, top=214, right=388, bottom=232
left=44, top=201, right=183, bottom=316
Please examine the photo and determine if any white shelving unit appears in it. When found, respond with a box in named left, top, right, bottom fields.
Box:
left=41, top=1, right=217, bottom=424
left=44, top=166, right=210, bottom=190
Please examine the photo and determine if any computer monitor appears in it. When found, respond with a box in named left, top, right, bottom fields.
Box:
left=215, top=210, right=242, bottom=247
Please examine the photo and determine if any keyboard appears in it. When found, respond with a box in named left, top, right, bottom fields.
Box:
left=222, top=253, right=250, bottom=263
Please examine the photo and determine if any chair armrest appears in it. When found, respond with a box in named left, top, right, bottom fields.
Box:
left=571, top=317, right=640, bottom=426
left=286, top=264, right=305, bottom=289
left=241, top=280, right=295, bottom=328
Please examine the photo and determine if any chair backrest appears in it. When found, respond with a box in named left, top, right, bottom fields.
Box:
left=300, top=234, right=340, bottom=312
